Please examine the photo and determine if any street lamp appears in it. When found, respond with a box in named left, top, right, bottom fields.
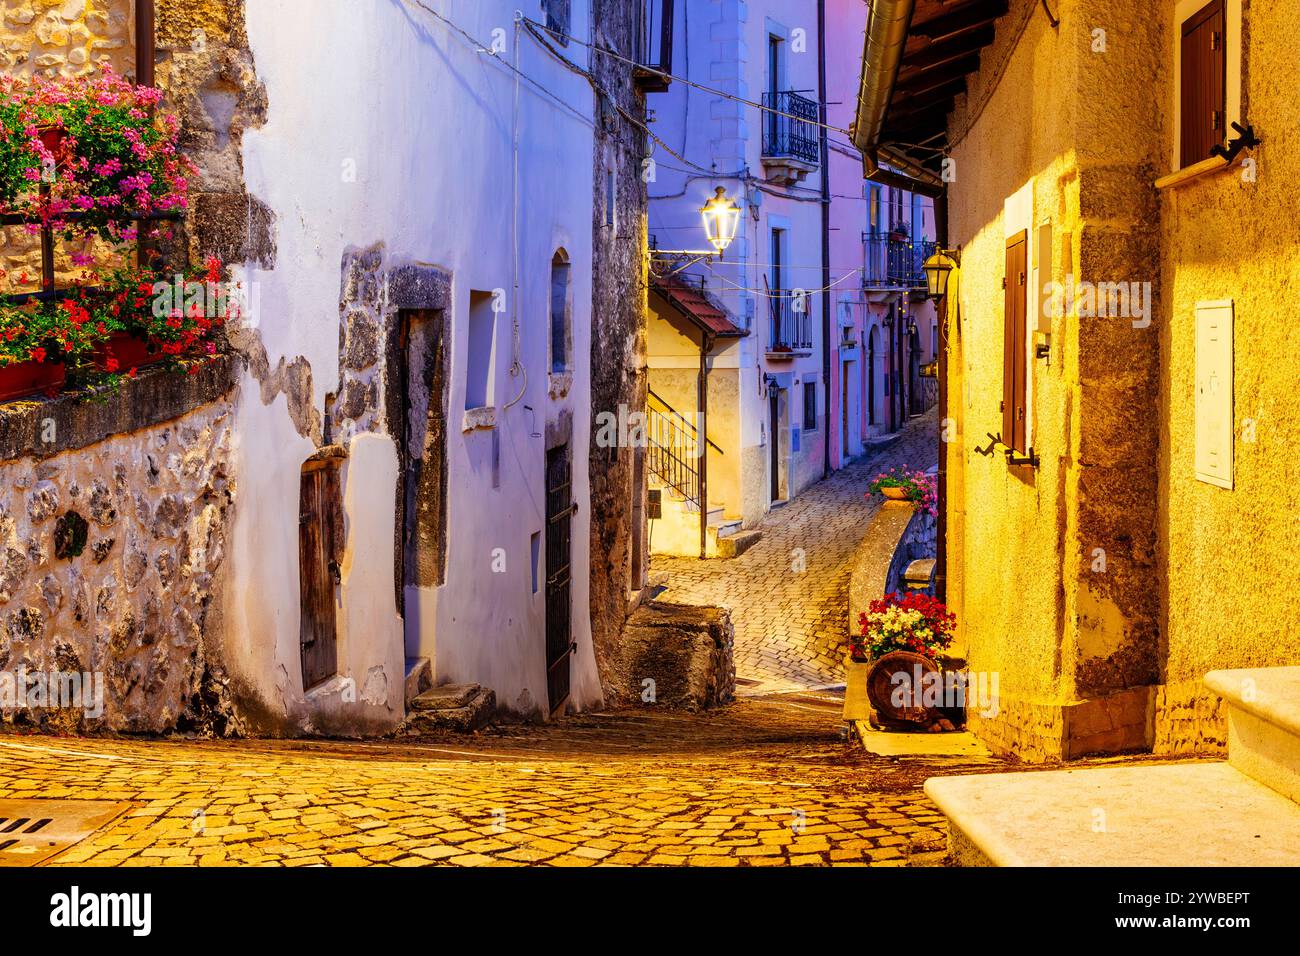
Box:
left=922, top=250, right=958, bottom=299
left=700, top=186, right=741, bottom=255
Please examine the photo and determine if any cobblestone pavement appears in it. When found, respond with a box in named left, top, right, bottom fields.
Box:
left=2, top=692, right=1004, bottom=867
left=654, top=411, right=939, bottom=693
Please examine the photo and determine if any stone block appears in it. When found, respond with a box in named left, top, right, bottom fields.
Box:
left=612, top=602, right=735, bottom=710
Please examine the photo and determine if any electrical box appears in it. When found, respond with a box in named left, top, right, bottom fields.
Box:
left=647, top=488, right=662, bottom=520
left=1195, top=300, right=1234, bottom=489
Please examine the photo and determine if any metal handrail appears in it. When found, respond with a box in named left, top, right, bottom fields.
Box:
left=647, top=404, right=700, bottom=506
left=761, top=90, right=821, bottom=166
left=647, top=388, right=723, bottom=455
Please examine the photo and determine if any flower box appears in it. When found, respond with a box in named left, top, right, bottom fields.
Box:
left=880, top=486, right=909, bottom=501
left=0, top=359, right=65, bottom=402
left=94, top=331, right=163, bottom=373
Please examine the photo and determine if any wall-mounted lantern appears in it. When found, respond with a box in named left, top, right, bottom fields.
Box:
left=923, top=250, right=958, bottom=299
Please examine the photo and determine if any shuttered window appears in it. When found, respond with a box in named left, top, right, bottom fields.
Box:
left=1003, top=231, right=1028, bottom=454
left=1180, top=0, right=1226, bottom=168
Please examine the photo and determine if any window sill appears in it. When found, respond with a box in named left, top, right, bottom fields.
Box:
left=0, top=355, right=236, bottom=463
left=1155, top=154, right=1238, bottom=190
left=462, top=405, right=497, bottom=432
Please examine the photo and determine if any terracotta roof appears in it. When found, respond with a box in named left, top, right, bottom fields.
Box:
left=650, top=273, right=747, bottom=339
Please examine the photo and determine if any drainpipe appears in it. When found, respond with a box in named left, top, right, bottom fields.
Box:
left=135, top=0, right=155, bottom=270
left=935, top=194, right=949, bottom=603
left=698, top=333, right=712, bottom=560
left=818, top=0, right=831, bottom=479
left=851, top=0, right=913, bottom=172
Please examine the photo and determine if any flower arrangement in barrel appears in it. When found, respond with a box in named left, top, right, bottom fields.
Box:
left=866, top=466, right=937, bottom=516
left=850, top=591, right=956, bottom=663
left=0, top=68, right=235, bottom=398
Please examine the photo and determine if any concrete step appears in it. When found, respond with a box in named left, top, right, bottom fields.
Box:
left=403, top=684, right=496, bottom=734
left=403, top=656, right=432, bottom=707
left=925, top=761, right=1300, bottom=866
left=1204, top=666, right=1300, bottom=802
left=715, top=529, right=762, bottom=559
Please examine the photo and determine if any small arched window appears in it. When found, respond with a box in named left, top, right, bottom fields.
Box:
left=550, top=249, right=570, bottom=373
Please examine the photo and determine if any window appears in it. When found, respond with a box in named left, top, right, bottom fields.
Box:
left=550, top=250, right=570, bottom=373
left=803, top=380, right=818, bottom=431
left=1002, top=231, right=1029, bottom=453
left=465, top=290, right=497, bottom=410
left=868, top=185, right=880, bottom=230
left=1179, top=0, right=1226, bottom=167
left=543, top=0, right=570, bottom=45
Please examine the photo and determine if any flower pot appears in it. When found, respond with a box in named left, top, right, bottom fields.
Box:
left=94, top=331, right=163, bottom=372
left=880, top=486, right=909, bottom=501
left=36, top=125, right=71, bottom=172
left=0, top=359, right=66, bottom=402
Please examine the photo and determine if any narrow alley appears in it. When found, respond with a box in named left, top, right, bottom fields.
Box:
left=655, top=411, right=939, bottom=693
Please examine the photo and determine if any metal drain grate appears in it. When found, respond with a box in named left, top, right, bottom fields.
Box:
left=0, top=800, right=131, bottom=867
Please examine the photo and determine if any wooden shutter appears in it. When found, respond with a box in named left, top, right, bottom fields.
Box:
left=1003, top=231, right=1028, bottom=453
left=1180, top=0, right=1226, bottom=168
left=299, top=460, right=342, bottom=690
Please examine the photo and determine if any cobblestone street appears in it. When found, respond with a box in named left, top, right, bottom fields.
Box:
left=2, top=692, right=1004, bottom=867
left=654, top=411, right=940, bottom=692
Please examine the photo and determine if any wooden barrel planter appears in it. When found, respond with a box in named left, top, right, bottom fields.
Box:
left=0, top=359, right=66, bottom=402
left=93, top=331, right=164, bottom=372
left=866, top=650, right=942, bottom=729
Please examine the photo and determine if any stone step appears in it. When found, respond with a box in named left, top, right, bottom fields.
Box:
left=1204, top=666, right=1300, bottom=802
left=411, top=682, right=482, bottom=711
left=715, top=529, right=762, bottom=559
left=403, top=685, right=496, bottom=734
left=925, top=761, right=1300, bottom=866
left=404, top=656, right=432, bottom=707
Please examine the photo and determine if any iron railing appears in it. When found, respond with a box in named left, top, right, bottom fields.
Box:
left=634, top=0, right=673, bottom=90
left=768, top=292, right=813, bottom=352
left=761, top=90, right=821, bottom=166
left=646, top=388, right=721, bottom=506
left=862, top=233, right=936, bottom=290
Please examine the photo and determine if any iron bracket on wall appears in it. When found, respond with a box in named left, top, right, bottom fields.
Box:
left=1005, top=447, right=1040, bottom=469
left=975, top=431, right=1040, bottom=468
left=1211, top=122, right=1262, bottom=164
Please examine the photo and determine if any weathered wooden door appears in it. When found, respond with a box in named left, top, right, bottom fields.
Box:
left=299, top=461, right=341, bottom=690
left=544, top=445, right=574, bottom=713
left=769, top=392, right=780, bottom=502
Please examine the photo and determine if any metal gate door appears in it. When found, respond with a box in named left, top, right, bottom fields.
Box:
left=545, top=445, right=575, bottom=713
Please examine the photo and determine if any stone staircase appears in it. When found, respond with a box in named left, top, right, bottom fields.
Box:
left=401, top=657, right=496, bottom=734
left=924, top=667, right=1300, bottom=865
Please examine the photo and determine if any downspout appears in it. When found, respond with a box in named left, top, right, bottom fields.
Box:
left=851, top=0, right=914, bottom=174
left=698, top=333, right=713, bottom=560
left=818, top=0, right=831, bottom=479
left=135, top=0, right=155, bottom=269
left=935, top=193, right=949, bottom=603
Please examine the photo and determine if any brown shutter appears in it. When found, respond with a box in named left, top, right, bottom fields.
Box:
left=1004, top=231, right=1028, bottom=452
left=299, top=460, right=342, bottom=690
left=1180, top=0, right=1226, bottom=168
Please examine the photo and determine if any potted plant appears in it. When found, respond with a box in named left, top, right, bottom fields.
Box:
left=0, top=295, right=104, bottom=401
left=855, top=591, right=960, bottom=730
left=0, top=68, right=194, bottom=240
left=866, top=467, right=937, bottom=515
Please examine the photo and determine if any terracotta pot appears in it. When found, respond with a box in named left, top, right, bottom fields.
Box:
left=94, top=331, right=163, bottom=372
left=36, top=125, right=71, bottom=170
left=880, top=486, right=909, bottom=501
left=0, top=358, right=66, bottom=402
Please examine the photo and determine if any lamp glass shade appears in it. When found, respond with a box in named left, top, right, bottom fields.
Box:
left=923, top=252, right=954, bottom=298
left=701, top=187, right=741, bottom=254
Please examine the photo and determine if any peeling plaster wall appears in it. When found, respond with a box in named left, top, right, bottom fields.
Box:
left=1153, top=0, right=1300, bottom=754
left=229, top=0, right=601, bottom=727
left=945, top=0, right=1163, bottom=761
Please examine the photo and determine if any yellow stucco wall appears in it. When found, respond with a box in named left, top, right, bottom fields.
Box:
left=1154, top=0, right=1300, bottom=753
left=944, top=0, right=1298, bottom=760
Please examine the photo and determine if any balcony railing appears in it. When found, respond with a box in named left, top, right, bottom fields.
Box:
left=633, top=0, right=674, bottom=92
left=761, top=91, right=821, bottom=167
left=863, top=233, right=936, bottom=290
left=768, top=292, right=812, bottom=353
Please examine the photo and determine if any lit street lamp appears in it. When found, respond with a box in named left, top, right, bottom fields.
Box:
left=923, top=249, right=958, bottom=299
left=699, top=186, right=741, bottom=255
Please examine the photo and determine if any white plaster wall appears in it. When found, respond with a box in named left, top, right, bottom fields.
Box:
left=221, top=0, right=600, bottom=730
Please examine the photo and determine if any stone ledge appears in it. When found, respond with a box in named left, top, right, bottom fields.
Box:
left=0, top=355, right=238, bottom=463
left=608, top=601, right=736, bottom=709
left=926, top=761, right=1300, bottom=867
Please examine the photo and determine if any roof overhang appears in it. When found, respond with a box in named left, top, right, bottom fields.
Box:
left=851, top=0, right=1010, bottom=193
left=649, top=274, right=747, bottom=341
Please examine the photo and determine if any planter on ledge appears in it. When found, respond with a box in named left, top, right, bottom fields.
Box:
left=0, top=359, right=66, bottom=402
left=880, top=486, right=910, bottom=501
left=94, top=331, right=164, bottom=372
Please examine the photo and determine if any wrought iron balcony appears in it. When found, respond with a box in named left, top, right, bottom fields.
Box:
left=768, top=291, right=813, bottom=355
left=862, top=232, right=936, bottom=291
left=760, top=91, right=821, bottom=184
left=633, top=0, right=674, bottom=92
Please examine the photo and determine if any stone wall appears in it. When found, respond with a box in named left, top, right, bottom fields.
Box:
left=0, top=361, right=238, bottom=734
left=588, top=0, right=650, bottom=695
left=847, top=501, right=936, bottom=639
